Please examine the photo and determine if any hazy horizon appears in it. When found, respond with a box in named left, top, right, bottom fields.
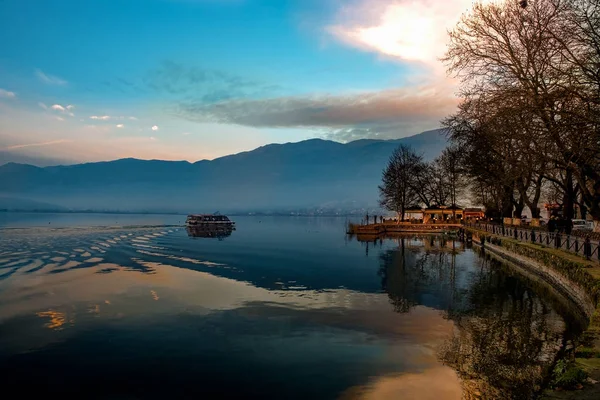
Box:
left=0, top=128, right=444, bottom=167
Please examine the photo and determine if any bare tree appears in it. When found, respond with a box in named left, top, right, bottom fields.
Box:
left=443, top=0, right=600, bottom=229
left=439, top=144, right=465, bottom=218
left=379, top=144, right=425, bottom=221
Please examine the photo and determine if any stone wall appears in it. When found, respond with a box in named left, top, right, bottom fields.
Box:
left=469, top=229, right=598, bottom=318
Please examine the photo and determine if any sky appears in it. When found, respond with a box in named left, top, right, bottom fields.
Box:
left=0, top=0, right=482, bottom=164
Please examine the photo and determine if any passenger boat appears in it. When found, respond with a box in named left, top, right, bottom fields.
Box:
left=185, top=214, right=236, bottom=229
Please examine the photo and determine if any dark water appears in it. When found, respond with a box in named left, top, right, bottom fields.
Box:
left=0, top=213, right=586, bottom=399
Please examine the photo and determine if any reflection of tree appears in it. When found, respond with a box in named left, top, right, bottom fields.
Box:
left=378, top=237, right=458, bottom=313
left=378, top=238, right=568, bottom=399
left=439, top=257, right=563, bottom=400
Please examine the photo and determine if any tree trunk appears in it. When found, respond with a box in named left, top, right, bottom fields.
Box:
left=501, top=185, right=514, bottom=220
left=528, top=175, right=543, bottom=219
left=563, top=170, right=575, bottom=220
left=514, top=195, right=525, bottom=220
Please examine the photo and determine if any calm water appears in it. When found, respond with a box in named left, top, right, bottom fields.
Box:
left=0, top=213, right=586, bottom=399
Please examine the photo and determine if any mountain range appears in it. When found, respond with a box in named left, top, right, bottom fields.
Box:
left=0, top=129, right=448, bottom=214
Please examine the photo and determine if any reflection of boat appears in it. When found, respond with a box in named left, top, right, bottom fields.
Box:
left=186, top=226, right=233, bottom=239
left=185, top=214, right=236, bottom=229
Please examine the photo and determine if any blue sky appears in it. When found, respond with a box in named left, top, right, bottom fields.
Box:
left=0, top=0, right=470, bottom=164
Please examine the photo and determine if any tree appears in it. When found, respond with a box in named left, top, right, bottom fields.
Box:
left=438, top=144, right=465, bottom=218
left=413, top=161, right=449, bottom=207
left=379, top=144, right=424, bottom=221
left=443, top=95, right=528, bottom=220
left=443, top=0, right=600, bottom=229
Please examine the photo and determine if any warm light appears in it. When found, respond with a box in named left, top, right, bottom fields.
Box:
left=329, top=0, right=496, bottom=63
left=37, top=310, right=67, bottom=330
left=353, top=6, right=434, bottom=62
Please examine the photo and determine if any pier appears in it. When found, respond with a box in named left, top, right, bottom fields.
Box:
left=347, top=222, right=462, bottom=237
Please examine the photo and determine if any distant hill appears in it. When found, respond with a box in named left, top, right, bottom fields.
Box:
left=0, top=129, right=448, bottom=213
left=0, top=151, right=72, bottom=167
left=0, top=196, right=66, bottom=211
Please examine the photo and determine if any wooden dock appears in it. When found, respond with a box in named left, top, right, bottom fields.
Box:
left=347, top=222, right=462, bottom=236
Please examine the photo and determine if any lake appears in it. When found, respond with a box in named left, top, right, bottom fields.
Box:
left=0, top=213, right=586, bottom=399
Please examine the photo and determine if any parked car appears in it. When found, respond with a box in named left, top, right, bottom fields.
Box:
left=572, top=219, right=593, bottom=231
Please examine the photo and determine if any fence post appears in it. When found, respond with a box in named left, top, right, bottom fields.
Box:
left=514, top=228, right=518, bottom=240
left=555, top=234, right=561, bottom=249
left=531, top=229, right=536, bottom=243
left=566, top=235, right=570, bottom=251
left=584, top=237, right=591, bottom=260
left=546, top=233, right=550, bottom=246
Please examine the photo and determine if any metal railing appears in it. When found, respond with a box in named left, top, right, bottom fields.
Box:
left=466, top=222, right=600, bottom=263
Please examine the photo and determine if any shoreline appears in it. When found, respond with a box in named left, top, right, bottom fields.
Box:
left=465, top=227, right=600, bottom=398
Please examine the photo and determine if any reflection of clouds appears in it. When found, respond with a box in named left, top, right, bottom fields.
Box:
left=234, top=302, right=454, bottom=346
left=339, top=367, right=462, bottom=400
left=150, top=290, right=159, bottom=301
left=36, top=310, right=67, bottom=330
left=134, top=250, right=225, bottom=267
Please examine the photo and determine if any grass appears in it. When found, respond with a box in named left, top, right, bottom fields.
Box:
left=551, top=359, right=588, bottom=390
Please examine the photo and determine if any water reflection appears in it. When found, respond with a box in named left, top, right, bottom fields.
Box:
left=186, top=225, right=234, bottom=240
left=376, top=236, right=584, bottom=399
left=0, top=218, right=587, bottom=399
left=36, top=310, right=67, bottom=330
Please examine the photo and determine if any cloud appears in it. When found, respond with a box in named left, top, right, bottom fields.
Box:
left=174, top=81, right=457, bottom=140
left=116, top=124, right=124, bottom=128
left=151, top=125, right=159, bottom=131
left=182, top=132, right=191, bottom=135
left=35, top=69, right=68, bottom=85
left=1, top=139, right=70, bottom=151
left=150, top=136, right=157, bottom=141
left=49, top=104, right=75, bottom=117
left=327, top=0, right=492, bottom=69
left=0, top=89, right=16, bottom=99
left=55, top=116, right=65, bottom=121
left=145, top=60, right=279, bottom=103
left=89, top=115, right=137, bottom=121
left=38, top=102, right=48, bottom=109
